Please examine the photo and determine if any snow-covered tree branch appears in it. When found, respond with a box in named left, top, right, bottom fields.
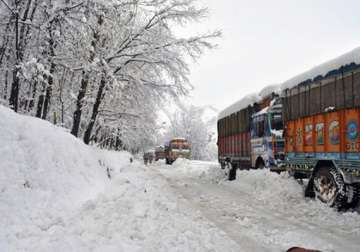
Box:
left=0, top=0, right=220, bottom=153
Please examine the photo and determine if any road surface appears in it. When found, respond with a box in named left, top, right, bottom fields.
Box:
left=155, top=159, right=360, bottom=252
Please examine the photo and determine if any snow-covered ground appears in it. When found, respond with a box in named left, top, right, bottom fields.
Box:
left=0, top=106, right=239, bottom=251
left=156, top=159, right=360, bottom=252
left=2, top=105, right=360, bottom=251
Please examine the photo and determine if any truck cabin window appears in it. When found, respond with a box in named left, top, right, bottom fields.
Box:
left=252, top=115, right=265, bottom=138
left=171, top=142, right=189, bottom=150
left=270, top=113, right=283, bottom=131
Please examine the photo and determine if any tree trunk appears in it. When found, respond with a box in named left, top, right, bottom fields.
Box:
left=9, top=0, right=33, bottom=112
left=36, top=92, right=44, bottom=118
left=83, top=76, right=106, bottom=144
left=23, top=78, right=32, bottom=111
left=42, top=61, right=56, bottom=120
left=28, top=79, right=37, bottom=112
left=41, top=19, right=57, bottom=120
left=35, top=75, right=47, bottom=118
left=3, top=69, right=8, bottom=100
left=71, top=15, right=103, bottom=137
left=9, top=10, right=20, bottom=112
left=19, top=0, right=33, bottom=50
left=0, top=21, right=12, bottom=67
left=71, top=72, right=89, bottom=137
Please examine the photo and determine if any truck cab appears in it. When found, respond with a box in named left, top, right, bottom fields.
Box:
left=251, top=98, right=286, bottom=172
left=155, top=146, right=166, bottom=161
left=165, top=138, right=191, bottom=164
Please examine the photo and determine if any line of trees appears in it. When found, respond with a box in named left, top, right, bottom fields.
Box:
left=163, top=104, right=218, bottom=161
left=0, top=0, right=219, bottom=152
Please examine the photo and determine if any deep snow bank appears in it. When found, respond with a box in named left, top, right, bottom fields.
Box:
left=36, top=160, right=239, bottom=251
left=0, top=105, right=112, bottom=248
left=0, top=106, right=240, bottom=252
left=230, top=169, right=360, bottom=233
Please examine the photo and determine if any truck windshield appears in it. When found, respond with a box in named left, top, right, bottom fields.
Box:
left=270, top=113, right=283, bottom=130
left=171, top=143, right=189, bottom=149
left=252, top=115, right=265, bottom=138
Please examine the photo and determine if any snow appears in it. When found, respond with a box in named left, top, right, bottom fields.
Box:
left=258, top=84, right=281, bottom=98
left=172, top=137, right=187, bottom=141
left=156, top=160, right=360, bottom=252
left=252, top=106, right=269, bottom=117
left=281, top=47, right=360, bottom=90
left=324, top=106, right=336, bottom=112
left=161, top=158, right=227, bottom=183
left=271, top=129, right=283, bottom=138
left=0, top=105, right=240, bottom=252
left=0, top=106, right=108, bottom=246
left=219, top=47, right=360, bottom=121
left=218, top=92, right=259, bottom=120
left=2, top=105, right=360, bottom=252
left=218, top=84, right=281, bottom=120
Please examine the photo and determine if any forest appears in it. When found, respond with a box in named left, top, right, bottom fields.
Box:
left=0, top=0, right=219, bottom=152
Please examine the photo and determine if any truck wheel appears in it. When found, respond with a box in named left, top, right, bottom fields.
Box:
left=255, top=158, right=265, bottom=169
left=312, top=166, right=347, bottom=210
left=346, top=185, right=360, bottom=209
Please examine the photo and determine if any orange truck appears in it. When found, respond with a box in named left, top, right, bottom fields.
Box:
left=155, top=146, right=166, bottom=161
left=217, top=61, right=360, bottom=210
left=283, top=63, right=360, bottom=209
left=165, top=138, right=191, bottom=164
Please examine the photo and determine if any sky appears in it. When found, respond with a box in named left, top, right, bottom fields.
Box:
left=181, top=0, right=360, bottom=113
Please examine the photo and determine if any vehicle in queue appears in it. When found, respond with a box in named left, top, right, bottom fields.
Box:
left=155, top=146, right=166, bottom=161
left=283, top=63, right=360, bottom=210
left=217, top=91, right=286, bottom=180
left=251, top=95, right=286, bottom=173
left=165, top=138, right=191, bottom=164
left=143, top=150, right=155, bottom=165
left=217, top=54, right=360, bottom=210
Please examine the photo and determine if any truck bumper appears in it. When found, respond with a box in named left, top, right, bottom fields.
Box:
left=270, top=165, right=287, bottom=173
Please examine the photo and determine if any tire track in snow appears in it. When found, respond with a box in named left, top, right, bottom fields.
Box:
left=157, top=164, right=360, bottom=252
left=158, top=175, right=275, bottom=251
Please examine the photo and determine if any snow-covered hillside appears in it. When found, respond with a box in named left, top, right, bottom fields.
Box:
left=0, top=106, right=239, bottom=251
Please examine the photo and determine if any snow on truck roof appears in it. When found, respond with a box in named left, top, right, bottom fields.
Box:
left=218, top=84, right=280, bottom=120
left=218, top=93, right=258, bottom=120
left=281, top=47, right=360, bottom=90
left=171, top=137, right=187, bottom=141
left=218, top=47, right=360, bottom=120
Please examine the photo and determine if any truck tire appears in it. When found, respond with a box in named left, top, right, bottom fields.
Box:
left=255, top=158, right=265, bottom=169
left=312, top=166, right=347, bottom=210
left=346, top=184, right=360, bottom=209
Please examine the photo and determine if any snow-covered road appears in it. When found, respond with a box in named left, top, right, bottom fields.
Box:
left=155, top=159, right=360, bottom=252
left=3, top=105, right=360, bottom=252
